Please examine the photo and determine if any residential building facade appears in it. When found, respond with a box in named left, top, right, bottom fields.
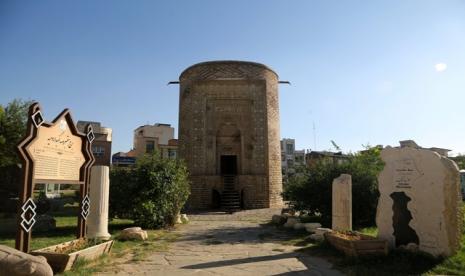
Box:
left=280, top=138, right=306, bottom=182
left=112, top=123, right=178, bottom=167
left=133, top=123, right=175, bottom=157
left=305, top=150, right=349, bottom=168
left=77, top=121, right=112, bottom=166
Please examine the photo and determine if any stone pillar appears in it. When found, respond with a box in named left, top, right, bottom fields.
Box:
left=87, top=165, right=111, bottom=240
left=332, top=174, right=352, bottom=231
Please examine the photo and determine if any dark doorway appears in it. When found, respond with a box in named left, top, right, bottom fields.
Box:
left=390, top=192, right=419, bottom=247
left=212, top=189, right=221, bottom=209
left=220, top=155, right=237, bottom=175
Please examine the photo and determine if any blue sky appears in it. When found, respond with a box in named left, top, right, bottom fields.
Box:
left=1, top=1, right=465, bottom=155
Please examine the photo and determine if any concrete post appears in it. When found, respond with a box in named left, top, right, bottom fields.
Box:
left=332, top=174, right=352, bottom=231
left=87, top=165, right=111, bottom=240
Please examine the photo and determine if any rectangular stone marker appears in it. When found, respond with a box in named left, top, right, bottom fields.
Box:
left=332, top=174, right=352, bottom=231
left=376, top=146, right=463, bottom=257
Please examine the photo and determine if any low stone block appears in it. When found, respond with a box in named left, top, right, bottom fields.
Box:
left=311, top=227, right=333, bottom=241
left=310, top=233, right=324, bottom=242
left=175, top=214, right=183, bottom=224
left=118, top=227, right=148, bottom=241
left=284, top=217, right=299, bottom=228
left=304, top=223, right=322, bottom=233
left=181, top=214, right=189, bottom=223
left=293, top=222, right=305, bottom=230
left=315, top=228, right=333, bottom=235
left=0, top=245, right=53, bottom=276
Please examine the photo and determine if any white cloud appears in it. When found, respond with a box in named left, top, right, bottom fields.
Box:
left=435, top=63, right=447, bottom=72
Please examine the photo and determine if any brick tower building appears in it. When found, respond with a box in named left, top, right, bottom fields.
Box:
left=178, top=61, right=283, bottom=209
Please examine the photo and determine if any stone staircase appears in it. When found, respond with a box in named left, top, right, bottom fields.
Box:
left=221, top=175, right=241, bottom=211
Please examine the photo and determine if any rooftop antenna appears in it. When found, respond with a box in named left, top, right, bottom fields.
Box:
left=313, top=121, right=317, bottom=151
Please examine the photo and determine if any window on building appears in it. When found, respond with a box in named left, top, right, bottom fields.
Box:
left=146, top=140, right=155, bottom=153
left=287, top=159, right=294, bottom=167
left=168, top=149, right=176, bottom=159
left=286, top=144, right=294, bottom=154
left=92, top=145, right=105, bottom=157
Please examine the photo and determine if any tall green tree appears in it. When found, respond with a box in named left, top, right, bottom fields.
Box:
left=0, top=99, right=33, bottom=166
left=0, top=99, right=33, bottom=198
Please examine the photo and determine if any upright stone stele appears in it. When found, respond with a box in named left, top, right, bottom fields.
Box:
left=376, top=146, right=463, bottom=257
left=332, top=174, right=352, bottom=231
left=87, top=165, right=111, bottom=240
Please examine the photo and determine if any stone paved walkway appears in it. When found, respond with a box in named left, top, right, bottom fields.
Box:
left=98, top=209, right=343, bottom=276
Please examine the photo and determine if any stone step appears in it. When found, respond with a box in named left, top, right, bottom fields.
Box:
left=222, top=194, right=239, bottom=198
left=221, top=203, right=241, bottom=208
left=220, top=176, right=240, bottom=210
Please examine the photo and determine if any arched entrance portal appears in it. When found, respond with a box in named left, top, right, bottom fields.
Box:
left=216, top=123, right=241, bottom=175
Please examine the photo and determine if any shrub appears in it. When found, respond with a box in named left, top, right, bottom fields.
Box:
left=109, top=152, right=190, bottom=229
left=283, top=147, right=384, bottom=228
left=109, top=167, right=138, bottom=219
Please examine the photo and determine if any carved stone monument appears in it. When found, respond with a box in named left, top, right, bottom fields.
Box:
left=87, top=166, right=111, bottom=240
left=332, top=174, right=352, bottom=231
left=376, top=146, right=463, bottom=256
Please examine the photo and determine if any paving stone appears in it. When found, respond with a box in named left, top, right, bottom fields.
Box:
left=97, top=209, right=342, bottom=276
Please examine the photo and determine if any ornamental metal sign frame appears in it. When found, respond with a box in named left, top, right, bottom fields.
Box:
left=16, top=102, right=95, bottom=252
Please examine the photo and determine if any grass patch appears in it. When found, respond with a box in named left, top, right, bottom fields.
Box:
left=358, top=227, right=378, bottom=237
left=274, top=227, right=313, bottom=246
left=428, top=237, right=465, bottom=275
left=288, top=225, right=465, bottom=276
left=114, top=230, right=180, bottom=262
left=56, top=228, right=179, bottom=275
left=262, top=217, right=465, bottom=276
left=0, top=215, right=179, bottom=275
left=61, top=258, right=101, bottom=276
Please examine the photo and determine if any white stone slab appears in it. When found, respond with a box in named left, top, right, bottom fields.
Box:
left=376, top=146, right=463, bottom=256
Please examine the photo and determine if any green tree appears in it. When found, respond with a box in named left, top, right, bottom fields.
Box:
left=283, top=146, right=384, bottom=228
left=0, top=99, right=33, bottom=166
left=450, top=155, right=465, bottom=170
left=0, top=99, right=33, bottom=199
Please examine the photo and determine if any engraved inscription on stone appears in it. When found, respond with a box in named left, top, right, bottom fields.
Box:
left=393, top=158, right=421, bottom=189
left=27, top=119, right=85, bottom=181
